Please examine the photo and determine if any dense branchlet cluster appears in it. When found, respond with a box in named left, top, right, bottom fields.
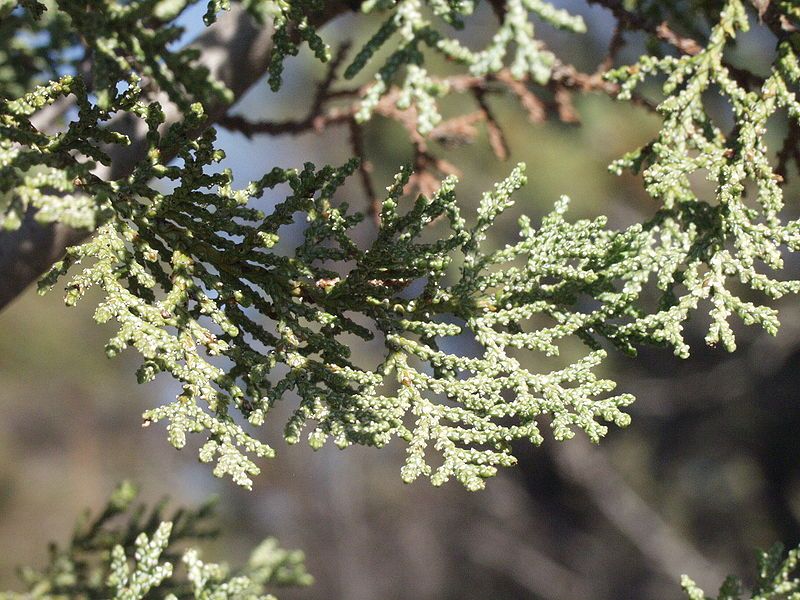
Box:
left=1, top=0, right=799, bottom=493
left=0, top=482, right=311, bottom=599
left=32, top=129, right=638, bottom=490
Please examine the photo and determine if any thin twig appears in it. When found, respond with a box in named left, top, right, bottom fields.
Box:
left=473, top=89, right=509, bottom=160
left=348, top=119, right=379, bottom=224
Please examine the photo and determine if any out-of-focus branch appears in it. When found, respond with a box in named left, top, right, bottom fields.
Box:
left=754, top=0, right=798, bottom=40
left=465, top=474, right=601, bottom=599
left=585, top=0, right=703, bottom=55
left=552, top=437, right=729, bottom=588
left=466, top=523, right=595, bottom=600
left=0, top=4, right=348, bottom=311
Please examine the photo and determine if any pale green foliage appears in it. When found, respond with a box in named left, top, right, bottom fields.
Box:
left=35, top=142, right=638, bottom=490
left=682, top=543, right=800, bottom=599
left=0, top=482, right=311, bottom=600
left=0, top=74, right=124, bottom=231
left=2, top=1, right=800, bottom=492
left=106, top=523, right=175, bottom=600
left=4, top=0, right=800, bottom=596
left=607, top=0, right=800, bottom=355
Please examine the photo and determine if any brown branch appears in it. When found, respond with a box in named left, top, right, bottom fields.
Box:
left=653, top=21, right=703, bottom=56
left=586, top=0, right=702, bottom=55
left=494, top=71, right=546, bottom=123
left=214, top=55, right=653, bottom=210
left=551, top=85, right=580, bottom=124
left=348, top=119, right=379, bottom=224
left=218, top=42, right=352, bottom=138
left=473, top=89, right=509, bottom=160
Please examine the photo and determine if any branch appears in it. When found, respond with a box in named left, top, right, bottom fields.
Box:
left=551, top=436, right=729, bottom=588
left=585, top=0, right=703, bottom=55
left=755, top=0, right=799, bottom=41
left=466, top=523, right=595, bottom=600
left=0, top=4, right=348, bottom=311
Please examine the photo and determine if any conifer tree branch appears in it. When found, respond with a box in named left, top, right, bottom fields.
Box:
left=4, top=0, right=798, bottom=491
left=0, top=3, right=347, bottom=311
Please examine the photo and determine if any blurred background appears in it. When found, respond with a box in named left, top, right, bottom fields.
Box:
left=2, top=1, right=800, bottom=598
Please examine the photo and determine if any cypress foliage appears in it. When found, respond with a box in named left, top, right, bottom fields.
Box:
left=2, top=0, right=800, bottom=488
left=2, top=0, right=800, bottom=595
left=0, top=482, right=311, bottom=600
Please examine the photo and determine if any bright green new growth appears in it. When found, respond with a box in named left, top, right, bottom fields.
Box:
left=2, top=1, right=800, bottom=491
left=683, top=543, right=800, bottom=599
left=0, top=482, right=311, bottom=600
